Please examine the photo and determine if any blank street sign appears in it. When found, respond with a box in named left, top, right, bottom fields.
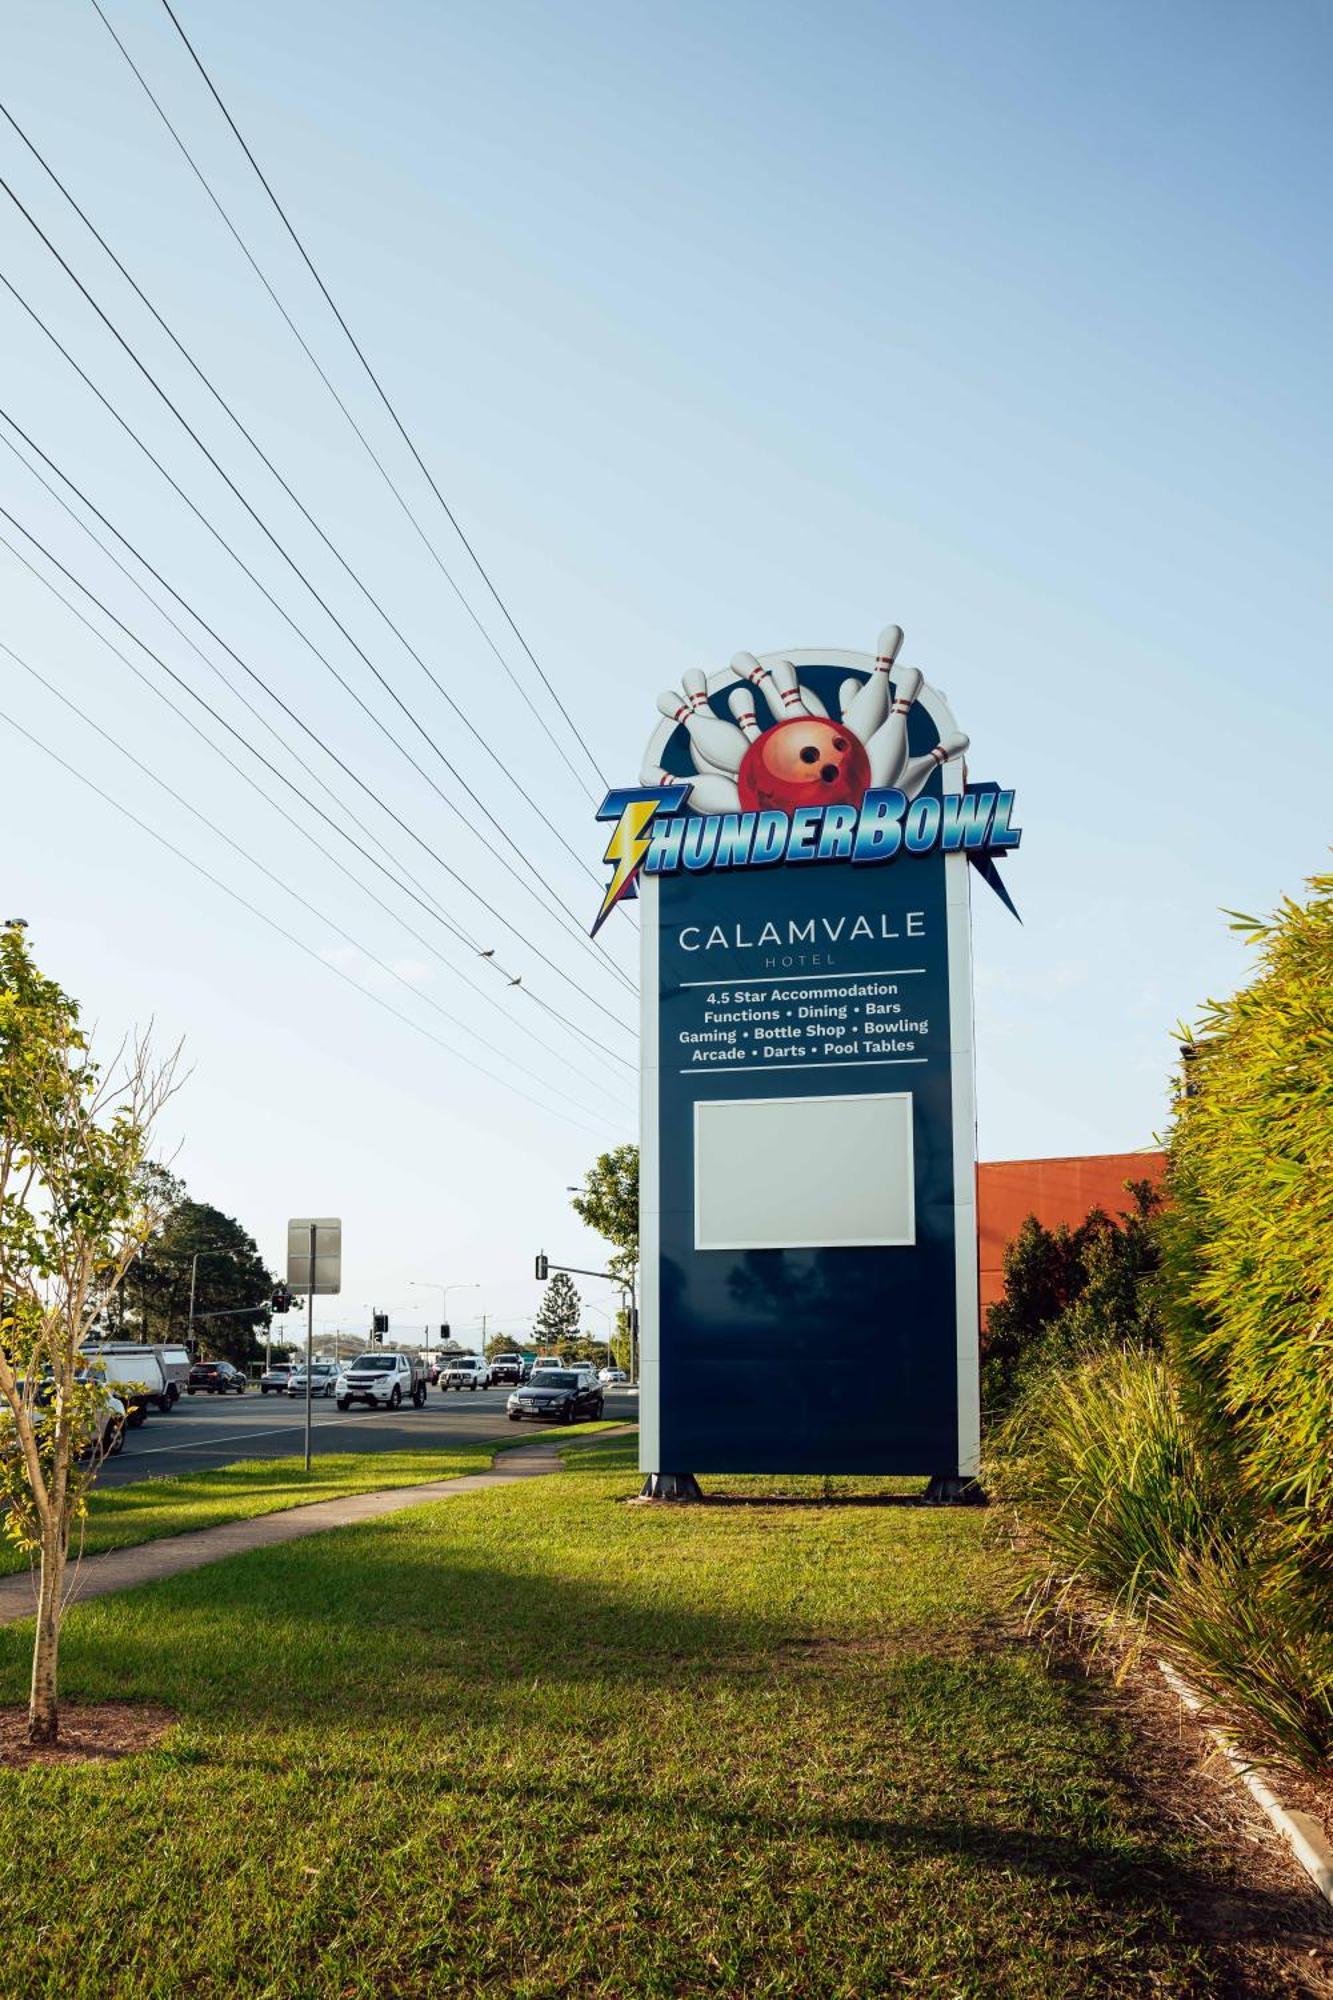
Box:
left=287, top=1217, right=342, bottom=1294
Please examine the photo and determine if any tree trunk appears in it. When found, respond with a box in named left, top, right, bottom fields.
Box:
left=28, top=1522, right=65, bottom=1745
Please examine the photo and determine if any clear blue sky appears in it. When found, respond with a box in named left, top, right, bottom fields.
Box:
left=4, top=0, right=1329, bottom=1338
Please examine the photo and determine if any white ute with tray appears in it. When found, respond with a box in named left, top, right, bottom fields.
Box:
left=335, top=1351, right=428, bottom=1411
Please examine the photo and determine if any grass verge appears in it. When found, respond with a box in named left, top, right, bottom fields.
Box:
left=0, top=1433, right=1282, bottom=1995
left=0, top=1423, right=620, bottom=1577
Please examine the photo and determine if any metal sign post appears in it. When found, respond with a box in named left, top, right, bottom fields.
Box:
left=287, top=1218, right=342, bottom=1473
left=305, top=1225, right=315, bottom=1471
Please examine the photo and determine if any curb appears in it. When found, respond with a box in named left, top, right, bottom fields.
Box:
left=1157, top=1657, right=1333, bottom=1907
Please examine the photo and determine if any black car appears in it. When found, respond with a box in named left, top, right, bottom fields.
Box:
left=187, top=1361, right=246, bottom=1395
left=507, top=1368, right=604, bottom=1425
left=489, top=1354, right=523, bottom=1386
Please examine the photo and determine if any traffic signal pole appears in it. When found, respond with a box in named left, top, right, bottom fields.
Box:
left=535, top=1255, right=639, bottom=1383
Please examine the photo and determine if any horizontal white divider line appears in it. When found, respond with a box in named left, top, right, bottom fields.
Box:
left=679, top=1057, right=929, bottom=1075
left=678, top=968, right=925, bottom=987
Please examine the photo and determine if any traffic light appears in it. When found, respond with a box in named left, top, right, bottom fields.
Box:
left=271, top=1286, right=293, bottom=1314
left=372, top=1311, right=389, bottom=1337
left=439, top=1323, right=450, bottom=1341
left=534, top=1253, right=549, bottom=1281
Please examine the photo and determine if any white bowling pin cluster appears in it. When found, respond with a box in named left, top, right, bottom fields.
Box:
left=653, top=623, right=966, bottom=810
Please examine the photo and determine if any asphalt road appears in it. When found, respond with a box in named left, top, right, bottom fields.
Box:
left=99, top=1382, right=639, bottom=1487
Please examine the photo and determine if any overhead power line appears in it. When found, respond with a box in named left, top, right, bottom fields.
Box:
left=0, top=511, right=630, bottom=1106
left=0, top=418, right=624, bottom=1080
left=0, top=702, right=618, bottom=1143
left=0, top=180, right=635, bottom=995
left=0, top=97, right=608, bottom=899
left=0, top=271, right=634, bottom=1018
left=2, top=640, right=630, bottom=1124
left=0, top=418, right=499, bottom=974
left=92, top=0, right=608, bottom=809
left=0, top=485, right=635, bottom=1066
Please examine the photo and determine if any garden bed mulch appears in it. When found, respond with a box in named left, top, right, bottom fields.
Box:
left=1069, top=1642, right=1333, bottom=1996
left=0, top=1702, right=174, bottom=1769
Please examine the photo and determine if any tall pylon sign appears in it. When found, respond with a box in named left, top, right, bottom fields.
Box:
left=592, top=627, right=1021, bottom=1496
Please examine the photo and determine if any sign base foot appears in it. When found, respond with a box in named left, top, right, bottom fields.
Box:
left=639, top=1471, right=704, bottom=1502
left=923, top=1473, right=987, bottom=1506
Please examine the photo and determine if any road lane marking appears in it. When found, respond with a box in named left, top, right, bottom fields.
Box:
left=120, top=1408, right=511, bottom=1459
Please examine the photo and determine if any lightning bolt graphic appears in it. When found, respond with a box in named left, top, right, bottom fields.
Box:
left=592, top=796, right=662, bottom=936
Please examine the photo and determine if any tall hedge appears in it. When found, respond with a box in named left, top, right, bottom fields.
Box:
left=1161, top=872, right=1333, bottom=1564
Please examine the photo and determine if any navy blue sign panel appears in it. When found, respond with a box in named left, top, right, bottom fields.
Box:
left=637, top=648, right=981, bottom=1481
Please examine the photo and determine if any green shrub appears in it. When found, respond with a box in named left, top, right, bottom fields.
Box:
left=982, top=1183, right=1162, bottom=1415
left=987, top=1343, right=1333, bottom=1774
left=986, top=1345, right=1215, bottom=1619
left=1162, top=872, right=1333, bottom=1568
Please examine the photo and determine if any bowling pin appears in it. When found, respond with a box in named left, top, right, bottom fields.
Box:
left=898, top=731, right=969, bottom=803
left=775, top=658, right=828, bottom=719
left=842, top=623, right=903, bottom=745
left=838, top=678, right=861, bottom=723
left=681, top=666, right=733, bottom=775
left=726, top=687, right=763, bottom=742
left=643, top=764, right=740, bottom=814
left=656, top=689, right=747, bottom=773
left=865, top=666, right=924, bottom=789
left=730, top=650, right=784, bottom=725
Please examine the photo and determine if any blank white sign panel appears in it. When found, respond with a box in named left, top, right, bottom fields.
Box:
left=694, top=1093, right=916, bottom=1251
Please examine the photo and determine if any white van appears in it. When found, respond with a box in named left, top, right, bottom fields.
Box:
left=80, top=1343, right=170, bottom=1426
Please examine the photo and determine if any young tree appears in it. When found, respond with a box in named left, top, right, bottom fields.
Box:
left=0, top=922, right=180, bottom=1743
left=532, top=1272, right=581, bottom=1353
left=569, top=1144, right=638, bottom=1286
left=570, top=1144, right=638, bottom=1368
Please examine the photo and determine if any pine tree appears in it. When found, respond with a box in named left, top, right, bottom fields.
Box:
left=532, top=1272, right=581, bottom=1354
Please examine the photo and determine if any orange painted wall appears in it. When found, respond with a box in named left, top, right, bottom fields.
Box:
left=977, top=1152, right=1167, bottom=1318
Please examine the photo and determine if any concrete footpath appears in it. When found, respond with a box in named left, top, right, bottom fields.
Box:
left=0, top=1434, right=629, bottom=1628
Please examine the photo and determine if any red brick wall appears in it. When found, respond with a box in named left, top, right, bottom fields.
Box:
left=977, top=1152, right=1167, bottom=1318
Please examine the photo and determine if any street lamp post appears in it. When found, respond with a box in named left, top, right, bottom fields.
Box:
left=410, top=1282, right=480, bottom=1365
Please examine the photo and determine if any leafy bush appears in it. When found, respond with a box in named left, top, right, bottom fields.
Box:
left=1162, top=873, right=1333, bottom=1568
left=989, top=875, right=1333, bottom=1775
left=982, top=1182, right=1162, bottom=1413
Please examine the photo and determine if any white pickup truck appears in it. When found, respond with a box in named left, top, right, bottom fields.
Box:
left=335, top=1351, right=428, bottom=1410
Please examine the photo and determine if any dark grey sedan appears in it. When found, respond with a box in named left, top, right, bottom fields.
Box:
left=507, top=1369, right=604, bottom=1425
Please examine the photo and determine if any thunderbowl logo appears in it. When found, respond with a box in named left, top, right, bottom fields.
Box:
left=592, top=627, right=1021, bottom=934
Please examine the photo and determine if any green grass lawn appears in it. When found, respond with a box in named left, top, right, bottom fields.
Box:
left=0, top=1425, right=616, bottom=1577
left=0, top=1436, right=1245, bottom=1996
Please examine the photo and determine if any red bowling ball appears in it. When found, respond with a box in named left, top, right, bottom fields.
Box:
left=737, top=716, right=872, bottom=814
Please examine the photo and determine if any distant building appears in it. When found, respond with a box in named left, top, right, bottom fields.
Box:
left=977, top=1151, right=1168, bottom=1317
